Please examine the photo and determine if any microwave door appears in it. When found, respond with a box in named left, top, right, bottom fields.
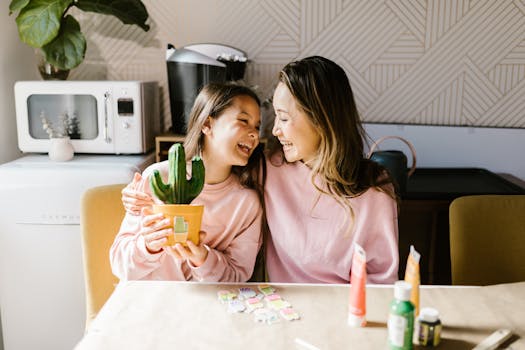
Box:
left=23, top=92, right=114, bottom=153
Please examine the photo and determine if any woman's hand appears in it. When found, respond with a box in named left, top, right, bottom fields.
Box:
left=140, top=207, right=171, bottom=254
left=166, top=232, right=208, bottom=267
left=122, top=172, right=154, bottom=215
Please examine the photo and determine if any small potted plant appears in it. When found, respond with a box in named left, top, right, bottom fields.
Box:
left=9, top=0, right=150, bottom=79
left=41, top=111, right=79, bottom=161
left=150, top=143, right=205, bottom=246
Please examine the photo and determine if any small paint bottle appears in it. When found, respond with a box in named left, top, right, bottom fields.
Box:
left=417, top=307, right=442, bottom=347
left=388, top=281, right=415, bottom=350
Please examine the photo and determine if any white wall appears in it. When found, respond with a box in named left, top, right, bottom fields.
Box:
left=364, top=123, right=525, bottom=181
left=0, top=10, right=39, bottom=165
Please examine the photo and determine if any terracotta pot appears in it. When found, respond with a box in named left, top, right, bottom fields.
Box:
left=152, top=204, right=204, bottom=246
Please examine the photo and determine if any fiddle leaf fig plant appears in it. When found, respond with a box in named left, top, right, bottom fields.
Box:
left=9, top=0, right=150, bottom=70
left=150, top=143, right=206, bottom=205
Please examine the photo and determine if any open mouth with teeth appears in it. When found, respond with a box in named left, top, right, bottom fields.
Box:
left=280, top=141, right=293, bottom=151
left=237, top=142, right=253, bottom=156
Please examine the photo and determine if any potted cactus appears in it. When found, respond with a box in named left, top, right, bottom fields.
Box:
left=150, top=143, right=205, bottom=246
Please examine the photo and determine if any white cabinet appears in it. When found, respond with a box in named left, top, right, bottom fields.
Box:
left=0, top=153, right=153, bottom=350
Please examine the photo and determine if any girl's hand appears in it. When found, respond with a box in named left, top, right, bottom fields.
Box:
left=166, top=232, right=208, bottom=267
left=140, top=207, right=171, bottom=254
left=122, top=172, right=154, bottom=215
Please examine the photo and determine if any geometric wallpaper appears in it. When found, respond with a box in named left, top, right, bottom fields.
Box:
left=70, top=0, right=525, bottom=130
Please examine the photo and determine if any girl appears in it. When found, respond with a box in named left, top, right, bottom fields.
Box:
left=111, top=82, right=263, bottom=282
left=265, top=56, right=399, bottom=284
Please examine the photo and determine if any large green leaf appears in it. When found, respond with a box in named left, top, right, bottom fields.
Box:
left=75, top=0, right=150, bottom=31
left=42, top=15, right=86, bottom=70
left=15, top=0, right=73, bottom=48
left=9, top=0, right=31, bottom=15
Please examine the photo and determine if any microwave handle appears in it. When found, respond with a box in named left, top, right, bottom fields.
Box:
left=103, top=92, right=111, bottom=143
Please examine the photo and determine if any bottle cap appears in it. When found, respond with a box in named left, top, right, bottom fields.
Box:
left=347, top=313, right=366, bottom=327
left=419, top=307, right=439, bottom=323
left=394, top=280, right=412, bottom=301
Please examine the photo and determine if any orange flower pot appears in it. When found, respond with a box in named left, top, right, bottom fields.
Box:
left=152, top=204, right=204, bottom=246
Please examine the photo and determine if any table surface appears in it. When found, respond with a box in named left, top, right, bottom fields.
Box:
left=75, top=281, right=525, bottom=350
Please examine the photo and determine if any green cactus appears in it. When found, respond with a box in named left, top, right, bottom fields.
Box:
left=149, top=143, right=205, bottom=204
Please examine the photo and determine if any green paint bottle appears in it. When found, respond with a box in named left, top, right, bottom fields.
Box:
left=388, top=281, right=415, bottom=350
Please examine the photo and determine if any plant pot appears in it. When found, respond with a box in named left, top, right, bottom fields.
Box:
left=35, top=49, right=70, bottom=80
left=152, top=204, right=204, bottom=246
left=49, top=136, right=74, bottom=161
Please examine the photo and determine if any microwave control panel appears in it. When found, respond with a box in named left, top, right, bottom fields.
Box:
left=117, top=98, right=134, bottom=116
left=111, top=85, right=143, bottom=153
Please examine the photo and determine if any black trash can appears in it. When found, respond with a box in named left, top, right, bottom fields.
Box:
left=166, top=46, right=226, bottom=134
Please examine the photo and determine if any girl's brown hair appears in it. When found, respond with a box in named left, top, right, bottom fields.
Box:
left=183, top=82, right=265, bottom=202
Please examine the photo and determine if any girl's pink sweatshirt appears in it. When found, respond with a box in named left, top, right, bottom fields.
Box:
left=110, top=161, right=262, bottom=282
left=264, top=158, right=399, bottom=284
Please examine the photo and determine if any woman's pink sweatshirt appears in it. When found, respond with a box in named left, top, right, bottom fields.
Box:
left=265, top=158, right=399, bottom=284
left=110, top=161, right=262, bottom=282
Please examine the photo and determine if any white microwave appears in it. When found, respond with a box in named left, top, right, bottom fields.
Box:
left=15, top=80, right=160, bottom=154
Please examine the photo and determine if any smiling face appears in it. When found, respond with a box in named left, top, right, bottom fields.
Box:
left=202, top=95, right=261, bottom=168
left=272, top=82, right=321, bottom=164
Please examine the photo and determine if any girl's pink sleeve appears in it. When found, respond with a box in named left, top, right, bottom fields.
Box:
left=109, top=172, right=165, bottom=280
left=189, top=198, right=263, bottom=282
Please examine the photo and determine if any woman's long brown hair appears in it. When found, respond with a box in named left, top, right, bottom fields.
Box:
left=268, top=56, right=397, bottom=230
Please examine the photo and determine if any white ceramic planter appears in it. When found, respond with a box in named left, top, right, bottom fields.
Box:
left=49, top=137, right=74, bottom=161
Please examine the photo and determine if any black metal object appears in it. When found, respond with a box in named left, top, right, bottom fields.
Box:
left=403, top=168, right=525, bottom=200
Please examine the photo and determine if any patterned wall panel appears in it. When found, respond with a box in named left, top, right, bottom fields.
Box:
left=70, top=0, right=525, bottom=130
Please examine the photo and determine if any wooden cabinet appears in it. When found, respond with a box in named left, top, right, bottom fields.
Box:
left=155, top=134, right=185, bottom=162
left=398, top=199, right=452, bottom=285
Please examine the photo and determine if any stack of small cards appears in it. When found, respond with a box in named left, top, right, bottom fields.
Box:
left=217, top=284, right=300, bottom=325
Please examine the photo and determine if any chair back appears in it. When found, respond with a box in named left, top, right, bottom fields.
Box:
left=80, top=183, right=126, bottom=329
left=449, top=195, right=525, bottom=285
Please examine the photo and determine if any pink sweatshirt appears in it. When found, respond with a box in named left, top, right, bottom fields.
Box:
left=110, top=161, right=262, bottom=282
left=265, top=157, right=399, bottom=284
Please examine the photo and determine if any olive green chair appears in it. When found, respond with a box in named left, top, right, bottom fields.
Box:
left=80, top=184, right=126, bottom=330
left=449, top=195, right=525, bottom=286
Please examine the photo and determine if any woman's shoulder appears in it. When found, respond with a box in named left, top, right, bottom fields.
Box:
left=360, top=184, right=395, bottom=199
left=353, top=184, right=397, bottom=211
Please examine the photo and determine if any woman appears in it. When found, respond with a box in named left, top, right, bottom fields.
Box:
left=264, top=56, right=398, bottom=283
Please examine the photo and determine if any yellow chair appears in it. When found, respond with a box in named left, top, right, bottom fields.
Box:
left=449, top=195, right=525, bottom=286
left=80, top=183, right=126, bottom=329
